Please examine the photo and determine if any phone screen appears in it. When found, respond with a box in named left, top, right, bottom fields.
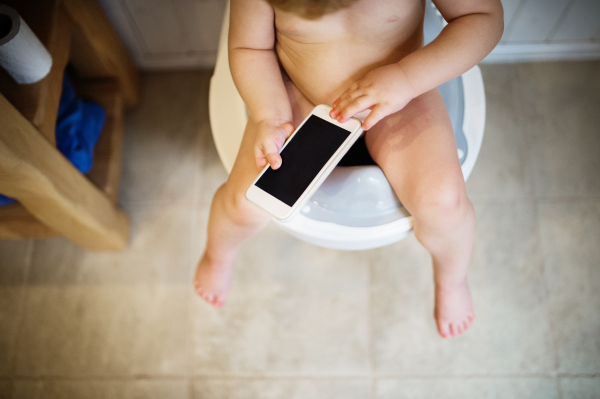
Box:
left=255, top=115, right=351, bottom=207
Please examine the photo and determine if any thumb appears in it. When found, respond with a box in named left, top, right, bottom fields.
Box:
left=262, top=139, right=283, bottom=170
left=281, top=122, right=295, bottom=139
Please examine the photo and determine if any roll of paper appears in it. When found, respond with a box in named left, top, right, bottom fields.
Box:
left=0, top=4, right=52, bottom=84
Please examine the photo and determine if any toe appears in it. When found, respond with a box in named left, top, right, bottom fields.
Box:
left=450, top=323, right=459, bottom=336
left=453, top=323, right=461, bottom=335
left=438, top=321, right=451, bottom=339
left=462, top=320, right=469, bottom=332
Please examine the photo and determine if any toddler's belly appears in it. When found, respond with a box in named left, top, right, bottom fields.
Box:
left=275, top=33, right=422, bottom=107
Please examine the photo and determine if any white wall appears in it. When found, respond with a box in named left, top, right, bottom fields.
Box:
left=98, top=0, right=600, bottom=70
left=98, top=0, right=226, bottom=69
left=485, top=0, right=600, bottom=62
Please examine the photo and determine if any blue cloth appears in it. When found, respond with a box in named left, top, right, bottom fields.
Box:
left=0, top=75, right=106, bottom=206
left=55, top=76, right=106, bottom=174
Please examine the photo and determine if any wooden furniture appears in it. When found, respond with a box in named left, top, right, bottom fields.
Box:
left=0, top=0, right=140, bottom=250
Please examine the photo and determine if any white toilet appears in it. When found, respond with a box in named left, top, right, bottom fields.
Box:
left=209, top=1, right=486, bottom=250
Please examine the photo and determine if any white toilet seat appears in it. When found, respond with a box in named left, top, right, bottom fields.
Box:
left=208, top=0, right=485, bottom=250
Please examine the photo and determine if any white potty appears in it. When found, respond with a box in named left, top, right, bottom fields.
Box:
left=209, top=1, right=486, bottom=250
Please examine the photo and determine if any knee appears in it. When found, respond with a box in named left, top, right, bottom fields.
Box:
left=219, top=182, right=267, bottom=226
left=409, top=181, right=471, bottom=228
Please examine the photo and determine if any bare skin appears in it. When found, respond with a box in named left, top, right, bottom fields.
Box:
left=194, top=0, right=503, bottom=338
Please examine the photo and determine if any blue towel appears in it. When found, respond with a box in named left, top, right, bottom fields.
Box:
left=0, top=75, right=106, bottom=206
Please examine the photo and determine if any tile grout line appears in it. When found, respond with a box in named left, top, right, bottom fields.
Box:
left=187, top=207, right=197, bottom=399
left=514, top=64, right=563, bottom=398
left=186, top=136, right=201, bottom=399
left=5, top=372, right=596, bottom=381
left=186, top=79, right=210, bottom=399
left=8, top=238, right=35, bottom=393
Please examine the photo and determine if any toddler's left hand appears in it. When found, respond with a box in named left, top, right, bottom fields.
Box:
left=329, top=63, right=415, bottom=131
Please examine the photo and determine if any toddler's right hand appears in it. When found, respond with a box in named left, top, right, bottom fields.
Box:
left=253, top=118, right=295, bottom=171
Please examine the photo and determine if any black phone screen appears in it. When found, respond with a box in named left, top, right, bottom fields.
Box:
left=255, top=115, right=351, bottom=207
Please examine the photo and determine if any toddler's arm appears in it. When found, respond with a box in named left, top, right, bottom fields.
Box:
left=229, top=0, right=295, bottom=170
left=331, top=0, right=504, bottom=130
left=398, top=0, right=504, bottom=97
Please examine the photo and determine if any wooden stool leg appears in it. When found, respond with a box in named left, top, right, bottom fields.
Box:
left=0, top=94, right=129, bottom=251
left=63, top=0, right=141, bottom=108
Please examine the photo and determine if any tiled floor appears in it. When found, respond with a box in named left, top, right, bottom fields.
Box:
left=1, top=62, right=599, bottom=398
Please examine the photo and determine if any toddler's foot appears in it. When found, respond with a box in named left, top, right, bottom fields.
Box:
left=193, top=252, right=233, bottom=308
left=434, top=280, right=475, bottom=338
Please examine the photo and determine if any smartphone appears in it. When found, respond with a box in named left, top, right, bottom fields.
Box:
left=246, top=104, right=363, bottom=222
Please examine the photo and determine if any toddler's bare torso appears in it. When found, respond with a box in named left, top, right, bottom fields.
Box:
left=274, top=0, right=425, bottom=105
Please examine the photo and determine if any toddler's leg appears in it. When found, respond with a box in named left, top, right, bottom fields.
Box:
left=365, top=88, right=475, bottom=338
left=194, top=117, right=271, bottom=308
left=194, top=69, right=315, bottom=308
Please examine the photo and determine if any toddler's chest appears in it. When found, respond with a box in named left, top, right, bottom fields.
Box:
left=274, top=0, right=424, bottom=44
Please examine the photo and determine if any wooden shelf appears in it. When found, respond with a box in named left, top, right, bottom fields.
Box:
left=77, top=79, right=124, bottom=203
left=0, top=0, right=137, bottom=246
left=0, top=203, right=59, bottom=239
left=0, top=79, right=124, bottom=239
left=0, top=0, right=71, bottom=145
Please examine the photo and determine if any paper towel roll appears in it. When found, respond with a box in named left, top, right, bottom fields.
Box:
left=0, top=4, right=52, bottom=84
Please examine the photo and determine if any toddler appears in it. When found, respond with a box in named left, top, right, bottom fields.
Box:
left=194, top=0, right=503, bottom=338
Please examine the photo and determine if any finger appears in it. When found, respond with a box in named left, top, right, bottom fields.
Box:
left=254, top=147, right=268, bottom=171
left=257, top=157, right=268, bottom=171
left=281, top=122, right=295, bottom=140
left=336, top=95, right=374, bottom=123
left=332, top=88, right=365, bottom=117
left=330, top=94, right=346, bottom=118
left=331, top=85, right=362, bottom=115
left=361, top=104, right=387, bottom=131
left=330, top=96, right=345, bottom=114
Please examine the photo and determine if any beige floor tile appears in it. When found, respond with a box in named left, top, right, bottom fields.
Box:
left=28, top=203, right=194, bottom=285
left=538, top=202, right=600, bottom=373
left=466, top=65, right=534, bottom=199
left=12, top=379, right=189, bottom=399
left=375, top=378, right=559, bottom=399
left=0, top=381, right=10, bottom=399
left=560, top=377, right=600, bottom=399
left=0, top=240, right=30, bottom=284
left=14, top=285, right=189, bottom=376
left=370, top=202, right=555, bottom=374
left=190, top=223, right=370, bottom=375
left=516, top=61, right=600, bottom=198
left=195, top=121, right=228, bottom=207
left=120, top=71, right=211, bottom=205
left=0, top=240, right=30, bottom=376
left=190, top=203, right=208, bottom=277
left=192, top=378, right=370, bottom=399
left=0, top=288, right=22, bottom=377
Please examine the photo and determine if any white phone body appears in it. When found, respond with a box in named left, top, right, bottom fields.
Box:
left=246, top=104, right=363, bottom=222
